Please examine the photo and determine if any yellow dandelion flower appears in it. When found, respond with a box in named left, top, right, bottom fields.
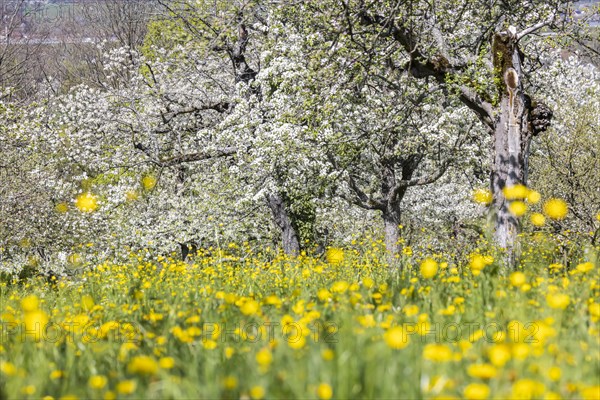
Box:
left=326, top=248, right=344, bottom=265
left=249, top=386, right=266, bottom=399
left=464, top=383, right=490, bottom=400
left=255, top=348, right=272, bottom=367
left=548, top=366, right=561, bottom=381
left=81, top=295, right=95, bottom=311
left=420, top=258, right=438, bottom=279
left=224, top=347, right=235, bottom=359
left=581, top=385, right=600, bottom=400
left=0, top=361, right=17, bottom=376
left=509, top=272, right=526, bottom=287
left=467, top=364, right=497, bottom=379
left=240, top=299, right=260, bottom=316
left=331, top=281, right=349, bottom=293
left=317, top=383, right=333, bottom=400
left=422, top=344, right=453, bottom=362
left=50, top=370, right=64, bottom=379
left=530, top=213, right=545, bottom=227
left=509, top=201, right=528, bottom=217
left=488, top=344, right=511, bottom=367
left=21, top=295, right=39, bottom=312
left=503, top=184, right=528, bottom=200
left=546, top=293, right=570, bottom=310
left=88, top=375, right=107, bottom=390
left=75, top=192, right=98, bottom=213
left=527, top=190, right=541, bottom=204
left=23, top=311, right=48, bottom=339
left=543, top=198, right=568, bottom=220
left=21, top=386, right=36, bottom=396
left=321, top=348, right=335, bottom=361
left=125, top=190, right=139, bottom=201
left=469, top=254, right=489, bottom=276
left=116, top=380, right=136, bottom=395
left=317, top=288, right=332, bottom=302
left=141, top=175, right=157, bottom=191
left=576, top=262, right=594, bottom=273
left=127, top=355, right=158, bottom=375
left=159, top=357, right=175, bottom=369
left=472, top=188, right=493, bottom=205
left=287, top=336, right=306, bottom=350
left=384, top=326, right=409, bottom=350
left=222, top=376, right=238, bottom=390
left=512, top=379, right=545, bottom=399
left=403, top=304, right=419, bottom=317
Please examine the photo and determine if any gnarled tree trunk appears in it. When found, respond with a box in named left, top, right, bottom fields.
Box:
left=491, top=29, right=552, bottom=254
left=382, top=205, right=402, bottom=256
left=266, top=192, right=301, bottom=256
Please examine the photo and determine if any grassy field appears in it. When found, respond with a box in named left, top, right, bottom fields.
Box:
left=1, top=236, right=598, bottom=399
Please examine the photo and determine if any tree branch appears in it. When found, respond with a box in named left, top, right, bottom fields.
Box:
left=517, top=11, right=557, bottom=41
left=458, top=86, right=495, bottom=131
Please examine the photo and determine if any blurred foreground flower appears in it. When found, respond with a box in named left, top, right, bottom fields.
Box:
left=142, top=174, right=157, bottom=191
left=326, top=248, right=344, bottom=265
left=543, top=198, right=568, bottom=220
left=75, top=192, right=98, bottom=212
left=509, top=201, right=527, bottom=217
left=420, top=258, right=438, bottom=279
left=530, top=213, right=545, bottom=227
left=472, top=188, right=492, bottom=205
left=503, top=184, right=528, bottom=200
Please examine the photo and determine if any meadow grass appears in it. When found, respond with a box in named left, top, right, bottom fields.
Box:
left=1, top=238, right=598, bottom=399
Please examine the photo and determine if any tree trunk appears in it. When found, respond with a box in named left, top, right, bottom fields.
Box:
left=266, top=192, right=301, bottom=256
left=382, top=206, right=401, bottom=256
left=492, top=95, right=523, bottom=249
left=491, top=30, right=529, bottom=252
left=381, top=163, right=405, bottom=257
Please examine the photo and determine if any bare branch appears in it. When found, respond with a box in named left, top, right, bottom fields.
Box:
left=517, top=11, right=557, bottom=41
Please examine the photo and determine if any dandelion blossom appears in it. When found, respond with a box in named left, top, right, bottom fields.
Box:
left=88, top=375, right=107, bottom=390
left=509, top=272, right=526, bottom=287
left=530, top=213, right=545, bottom=227
left=127, top=356, right=158, bottom=375
left=509, top=201, right=528, bottom=217
left=317, top=383, right=333, bottom=400
left=250, top=386, right=266, bottom=399
left=75, top=192, right=98, bottom=212
left=464, top=383, right=490, bottom=400
left=420, top=258, right=438, bottom=279
left=472, top=188, right=493, bottom=205
left=141, top=175, right=157, bottom=191
left=326, top=248, right=344, bottom=265
left=543, top=198, right=568, bottom=220
left=384, top=326, right=409, bottom=349
left=503, top=184, right=528, bottom=200
left=546, top=293, right=570, bottom=310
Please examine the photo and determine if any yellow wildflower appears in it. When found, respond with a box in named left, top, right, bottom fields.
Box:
left=420, top=258, right=438, bottom=279
left=317, top=383, right=333, bottom=400
left=75, top=192, right=98, bottom=212
left=543, top=198, right=568, bottom=220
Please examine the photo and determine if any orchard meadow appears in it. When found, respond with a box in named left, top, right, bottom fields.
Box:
left=2, top=1, right=600, bottom=399
left=1, top=187, right=599, bottom=399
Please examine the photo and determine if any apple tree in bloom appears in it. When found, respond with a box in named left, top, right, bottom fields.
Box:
left=528, top=52, right=600, bottom=242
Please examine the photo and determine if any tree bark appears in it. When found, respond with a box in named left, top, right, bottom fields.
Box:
left=382, top=205, right=401, bottom=256
left=266, top=192, right=301, bottom=256
left=491, top=30, right=529, bottom=251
